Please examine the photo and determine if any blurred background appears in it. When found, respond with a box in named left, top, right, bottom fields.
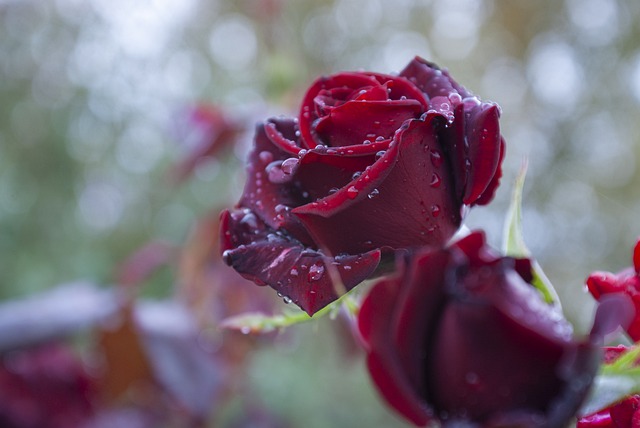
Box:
left=2, top=0, right=640, bottom=426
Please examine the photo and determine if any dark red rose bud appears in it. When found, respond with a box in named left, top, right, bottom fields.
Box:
left=587, top=238, right=640, bottom=340
left=221, top=57, right=505, bottom=315
left=358, top=231, right=619, bottom=427
left=578, top=346, right=640, bottom=428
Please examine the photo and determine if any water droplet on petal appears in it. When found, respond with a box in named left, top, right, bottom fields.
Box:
left=347, top=186, right=359, bottom=199
left=430, top=173, right=441, bottom=188
left=328, top=187, right=339, bottom=195
left=308, top=263, right=325, bottom=282
left=298, top=149, right=307, bottom=158
left=462, top=96, right=481, bottom=108
left=283, top=296, right=292, bottom=304
left=352, top=171, right=362, bottom=180
left=290, top=267, right=299, bottom=276
left=362, top=139, right=372, bottom=145
left=430, top=149, right=443, bottom=168
left=448, top=93, right=462, bottom=105
left=222, top=250, right=233, bottom=265
left=431, top=205, right=441, bottom=217
left=281, top=157, right=299, bottom=175
left=240, top=326, right=251, bottom=335
left=259, top=151, right=274, bottom=164
left=367, top=189, right=380, bottom=199
left=375, top=150, right=386, bottom=160
left=240, top=212, right=258, bottom=228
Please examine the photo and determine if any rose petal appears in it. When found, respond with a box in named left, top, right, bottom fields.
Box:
left=293, top=117, right=461, bottom=255
left=634, top=239, right=640, bottom=274
left=429, top=267, right=586, bottom=422
left=399, top=56, right=471, bottom=99
left=300, top=73, right=384, bottom=148
left=472, top=136, right=505, bottom=206
left=392, top=250, right=449, bottom=401
left=462, top=104, right=503, bottom=205
left=365, top=73, right=430, bottom=107
left=358, top=273, right=435, bottom=426
left=239, top=120, right=313, bottom=242
left=314, top=100, right=423, bottom=147
left=220, top=209, right=380, bottom=315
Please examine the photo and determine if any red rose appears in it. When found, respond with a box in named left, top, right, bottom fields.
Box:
left=0, top=343, right=96, bottom=428
left=221, top=57, right=505, bottom=315
left=587, top=238, right=640, bottom=340
left=577, top=346, right=640, bottom=428
left=358, top=231, right=620, bottom=427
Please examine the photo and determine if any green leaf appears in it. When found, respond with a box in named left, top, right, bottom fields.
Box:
left=502, top=160, right=562, bottom=308
left=579, top=373, right=640, bottom=417
left=219, top=291, right=360, bottom=334
left=579, top=345, right=640, bottom=417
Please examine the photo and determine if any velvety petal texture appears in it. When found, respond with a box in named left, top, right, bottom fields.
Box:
left=587, top=238, right=640, bottom=340
left=221, top=57, right=505, bottom=315
left=358, top=231, right=614, bottom=427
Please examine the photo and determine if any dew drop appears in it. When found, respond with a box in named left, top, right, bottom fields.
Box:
left=259, top=151, right=274, bottom=164
left=362, top=139, right=372, bottom=145
left=240, top=326, right=251, bottom=335
left=290, top=267, right=299, bottom=276
left=275, top=204, right=289, bottom=213
left=375, top=150, right=386, bottom=160
left=375, top=136, right=385, bottom=142
left=346, top=186, right=359, bottom=199
left=430, top=173, right=441, bottom=188
left=431, top=205, right=441, bottom=217
left=462, top=96, right=481, bottom=108
left=430, top=149, right=443, bottom=168
left=367, top=189, right=380, bottom=199
left=328, top=187, right=339, bottom=195
left=448, top=93, right=462, bottom=105
left=265, top=160, right=287, bottom=183
left=298, top=149, right=308, bottom=158
left=281, top=157, right=299, bottom=175
left=343, top=265, right=352, bottom=271
left=222, top=250, right=233, bottom=265
left=283, top=296, right=292, bottom=304
left=240, top=212, right=258, bottom=228
left=465, top=158, right=472, bottom=169
left=308, top=263, right=325, bottom=282
left=352, top=171, right=362, bottom=180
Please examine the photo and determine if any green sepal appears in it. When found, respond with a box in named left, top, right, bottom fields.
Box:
left=579, top=345, right=640, bottom=417
left=502, top=160, right=562, bottom=308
